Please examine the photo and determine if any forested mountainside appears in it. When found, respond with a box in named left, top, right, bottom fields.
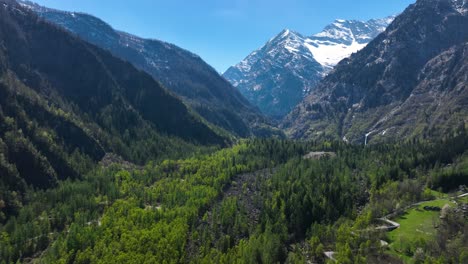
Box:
left=19, top=0, right=280, bottom=138
left=0, top=0, right=226, bottom=219
left=223, top=17, right=393, bottom=119
left=283, top=0, right=468, bottom=144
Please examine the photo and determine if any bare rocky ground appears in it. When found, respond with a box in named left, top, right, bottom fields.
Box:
left=186, top=168, right=276, bottom=260
left=303, top=151, right=336, bottom=160
left=99, top=153, right=142, bottom=170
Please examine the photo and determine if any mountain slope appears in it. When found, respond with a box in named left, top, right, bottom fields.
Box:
left=0, top=0, right=226, bottom=215
left=283, top=0, right=468, bottom=143
left=19, top=0, right=276, bottom=137
left=224, top=29, right=324, bottom=119
left=223, top=17, right=394, bottom=119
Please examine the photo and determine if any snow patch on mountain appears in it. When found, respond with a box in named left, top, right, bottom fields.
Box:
left=451, top=0, right=467, bottom=14
left=227, top=16, right=395, bottom=77
left=305, top=17, right=395, bottom=68
left=304, top=40, right=366, bottom=69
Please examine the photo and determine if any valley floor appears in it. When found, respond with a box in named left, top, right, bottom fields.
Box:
left=1, top=134, right=468, bottom=263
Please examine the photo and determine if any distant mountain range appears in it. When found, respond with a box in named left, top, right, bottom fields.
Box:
left=6, top=0, right=466, bottom=149
left=223, top=16, right=394, bottom=119
left=19, top=0, right=280, bottom=138
left=283, top=0, right=468, bottom=144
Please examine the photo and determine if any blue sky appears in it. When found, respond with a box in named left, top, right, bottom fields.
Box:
left=31, top=0, right=415, bottom=72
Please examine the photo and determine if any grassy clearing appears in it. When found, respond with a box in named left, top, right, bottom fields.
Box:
left=386, top=199, right=456, bottom=261
left=429, top=189, right=448, bottom=199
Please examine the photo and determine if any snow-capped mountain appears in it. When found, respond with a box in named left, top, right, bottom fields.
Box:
left=223, top=17, right=395, bottom=119
left=306, top=17, right=395, bottom=69
left=223, top=29, right=324, bottom=119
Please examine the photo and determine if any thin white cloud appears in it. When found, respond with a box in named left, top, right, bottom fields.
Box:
left=212, top=0, right=249, bottom=19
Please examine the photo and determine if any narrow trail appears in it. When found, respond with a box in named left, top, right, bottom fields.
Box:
left=375, top=217, right=400, bottom=231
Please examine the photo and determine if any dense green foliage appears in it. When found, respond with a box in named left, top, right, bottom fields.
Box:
left=1, top=130, right=467, bottom=263
left=0, top=139, right=313, bottom=263
left=193, top=130, right=468, bottom=264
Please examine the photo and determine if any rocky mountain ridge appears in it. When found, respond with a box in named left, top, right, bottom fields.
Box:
left=283, top=0, right=468, bottom=144
left=223, top=16, right=394, bottom=119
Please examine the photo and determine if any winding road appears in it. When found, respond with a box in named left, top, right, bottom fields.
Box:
left=324, top=192, right=468, bottom=261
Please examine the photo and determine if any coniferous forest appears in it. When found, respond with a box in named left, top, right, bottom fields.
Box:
left=2, top=131, right=467, bottom=263
left=1, top=0, right=467, bottom=263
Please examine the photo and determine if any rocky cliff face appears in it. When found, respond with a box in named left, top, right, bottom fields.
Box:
left=224, top=17, right=394, bottom=119
left=283, top=0, right=468, bottom=143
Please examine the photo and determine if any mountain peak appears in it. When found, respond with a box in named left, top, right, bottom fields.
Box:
left=414, top=0, right=467, bottom=14
left=279, top=28, right=291, bottom=36
left=224, top=16, right=393, bottom=119
left=270, top=28, right=303, bottom=43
